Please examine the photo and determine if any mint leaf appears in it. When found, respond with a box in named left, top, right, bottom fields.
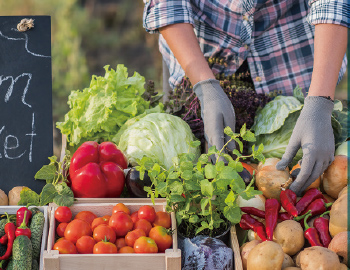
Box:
left=190, top=140, right=201, bottom=148
left=201, top=179, right=214, bottom=198
left=224, top=190, right=236, bottom=206
left=200, top=198, right=210, bottom=215
left=224, top=205, right=242, bottom=224
left=204, top=164, right=216, bottom=179
left=53, top=183, right=74, bottom=207
left=34, top=164, right=57, bottom=183
left=242, top=130, right=256, bottom=142
left=40, top=183, right=58, bottom=206
left=170, top=194, right=185, bottom=203
left=224, top=126, right=234, bottom=137
left=169, top=181, right=183, bottom=195
left=189, top=215, right=199, bottom=223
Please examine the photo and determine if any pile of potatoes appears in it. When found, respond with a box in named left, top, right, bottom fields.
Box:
left=239, top=156, right=349, bottom=270
left=0, top=186, right=27, bottom=206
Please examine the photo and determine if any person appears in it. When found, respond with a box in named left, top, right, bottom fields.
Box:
left=142, top=0, right=348, bottom=195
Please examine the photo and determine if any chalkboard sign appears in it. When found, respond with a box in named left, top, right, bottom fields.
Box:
left=0, top=16, right=53, bottom=194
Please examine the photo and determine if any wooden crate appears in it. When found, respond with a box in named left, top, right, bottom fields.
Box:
left=230, top=225, right=243, bottom=270
left=0, top=206, right=49, bottom=270
left=43, top=201, right=181, bottom=270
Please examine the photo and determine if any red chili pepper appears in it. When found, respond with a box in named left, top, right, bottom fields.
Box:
left=278, top=212, right=294, bottom=221
left=304, top=213, right=323, bottom=246
left=241, top=207, right=293, bottom=221
left=15, top=211, right=31, bottom=238
left=301, top=198, right=333, bottom=217
left=265, top=198, right=281, bottom=241
left=0, top=213, right=16, bottom=260
left=239, top=214, right=268, bottom=241
left=240, top=207, right=265, bottom=219
left=295, top=188, right=323, bottom=215
left=313, top=211, right=331, bottom=247
left=69, top=141, right=127, bottom=198
left=16, top=206, right=32, bottom=227
left=0, top=234, right=8, bottom=245
left=280, top=190, right=298, bottom=217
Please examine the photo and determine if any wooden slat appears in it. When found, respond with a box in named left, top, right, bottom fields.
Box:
left=231, top=225, right=243, bottom=270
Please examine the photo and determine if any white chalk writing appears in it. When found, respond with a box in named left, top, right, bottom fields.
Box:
left=0, top=73, right=32, bottom=107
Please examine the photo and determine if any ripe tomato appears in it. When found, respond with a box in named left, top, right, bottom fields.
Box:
left=134, top=236, right=158, bottom=253
left=91, top=216, right=110, bottom=231
left=64, top=219, right=92, bottom=244
left=153, top=211, right=171, bottom=229
left=112, top=203, right=130, bottom=215
left=125, top=229, right=146, bottom=247
left=56, top=222, right=68, bottom=238
left=55, top=206, right=72, bottom=223
left=133, top=219, right=152, bottom=236
left=149, top=226, right=172, bottom=252
left=119, top=246, right=134, bottom=253
left=109, top=212, right=133, bottom=237
left=74, top=211, right=97, bottom=225
left=53, top=239, right=77, bottom=254
left=130, top=212, right=139, bottom=224
left=138, top=205, right=156, bottom=223
left=115, top=238, right=127, bottom=249
left=76, top=236, right=96, bottom=254
left=93, top=224, right=116, bottom=243
left=93, top=241, right=118, bottom=254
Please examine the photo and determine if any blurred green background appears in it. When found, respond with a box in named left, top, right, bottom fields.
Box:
left=0, top=0, right=347, bottom=156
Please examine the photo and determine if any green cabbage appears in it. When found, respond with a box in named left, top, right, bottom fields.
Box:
left=117, top=113, right=201, bottom=169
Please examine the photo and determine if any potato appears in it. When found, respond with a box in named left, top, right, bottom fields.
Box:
left=329, top=190, right=348, bottom=237
left=273, top=220, right=304, bottom=255
left=240, top=240, right=262, bottom=270
left=298, top=246, right=340, bottom=270
left=339, top=263, right=348, bottom=270
left=283, top=268, right=301, bottom=270
left=322, top=193, right=335, bottom=203
left=247, top=241, right=284, bottom=270
left=237, top=194, right=266, bottom=211
left=256, top=158, right=291, bottom=200
left=337, top=185, right=347, bottom=198
left=0, top=189, right=8, bottom=205
left=247, top=230, right=261, bottom=241
left=328, top=231, right=349, bottom=266
left=282, top=253, right=295, bottom=269
left=322, top=155, right=348, bottom=199
left=8, top=186, right=26, bottom=205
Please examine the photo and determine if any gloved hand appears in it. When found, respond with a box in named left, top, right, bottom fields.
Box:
left=193, top=79, right=236, bottom=158
left=276, top=96, right=335, bottom=196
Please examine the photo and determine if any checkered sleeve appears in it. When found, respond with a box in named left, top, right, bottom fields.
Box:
left=143, top=0, right=194, bottom=33
left=307, top=0, right=350, bottom=28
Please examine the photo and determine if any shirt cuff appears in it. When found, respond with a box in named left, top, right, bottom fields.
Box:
left=143, top=0, right=195, bottom=33
left=307, top=0, right=350, bottom=28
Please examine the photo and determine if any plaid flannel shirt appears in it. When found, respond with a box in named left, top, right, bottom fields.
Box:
left=143, top=0, right=349, bottom=95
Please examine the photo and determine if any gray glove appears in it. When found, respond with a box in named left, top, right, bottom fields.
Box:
left=193, top=79, right=236, bottom=154
left=276, top=96, right=335, bottom=195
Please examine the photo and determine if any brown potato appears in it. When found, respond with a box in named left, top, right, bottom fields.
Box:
left=322, top=155, right=348, bottom=199
left=282, top=253, right=295, bottom=269
left=273, top=220, right=304, bottom=256
left=256, top=158, right=291, bottom=200
left=299, top=246, right=340, bottom=270
left=339, top=263, right=348, bottom=270
left=8, top=186, right=26, bottom=205
left=240, top=240, right=262, bottom=270
left=329, top=190, right=348, bottom=237
left=328, top=231, right=349, bottom=266
left=0, top=189, right=8, bottom=205
left=283, top=268, right=301, bottom=270
left=247, top=241, right=284, bottom=270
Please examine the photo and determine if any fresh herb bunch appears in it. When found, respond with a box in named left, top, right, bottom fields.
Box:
left=136, top=124, right=265, bottom=238
left=18, top=153, right=74, bottom=207
left=164, top=61, right=274, bottom=154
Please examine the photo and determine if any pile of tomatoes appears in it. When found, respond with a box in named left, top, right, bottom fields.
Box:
left=52, top=203, right=173, bottom=254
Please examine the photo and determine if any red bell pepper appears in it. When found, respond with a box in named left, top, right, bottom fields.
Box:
left=265, top=198, right=280, bottom=241
left=69, top=141, right=127, bottom=198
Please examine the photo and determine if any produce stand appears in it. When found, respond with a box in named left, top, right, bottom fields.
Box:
left=0, top=206, right=49, bottom=270
left=43, top=201, right=181, bottom=270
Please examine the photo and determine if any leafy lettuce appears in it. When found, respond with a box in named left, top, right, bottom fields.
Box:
left=57, top=64, right=163, bottom=147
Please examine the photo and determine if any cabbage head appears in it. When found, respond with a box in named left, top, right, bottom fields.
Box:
left=117, top=113, right=201, bottom=169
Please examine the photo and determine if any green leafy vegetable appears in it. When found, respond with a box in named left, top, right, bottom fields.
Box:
left=57, top=64, right=163, bottom=147
left=19, top=153, right=74, bottom=207
left=118, top=113, right=201, bottom=170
